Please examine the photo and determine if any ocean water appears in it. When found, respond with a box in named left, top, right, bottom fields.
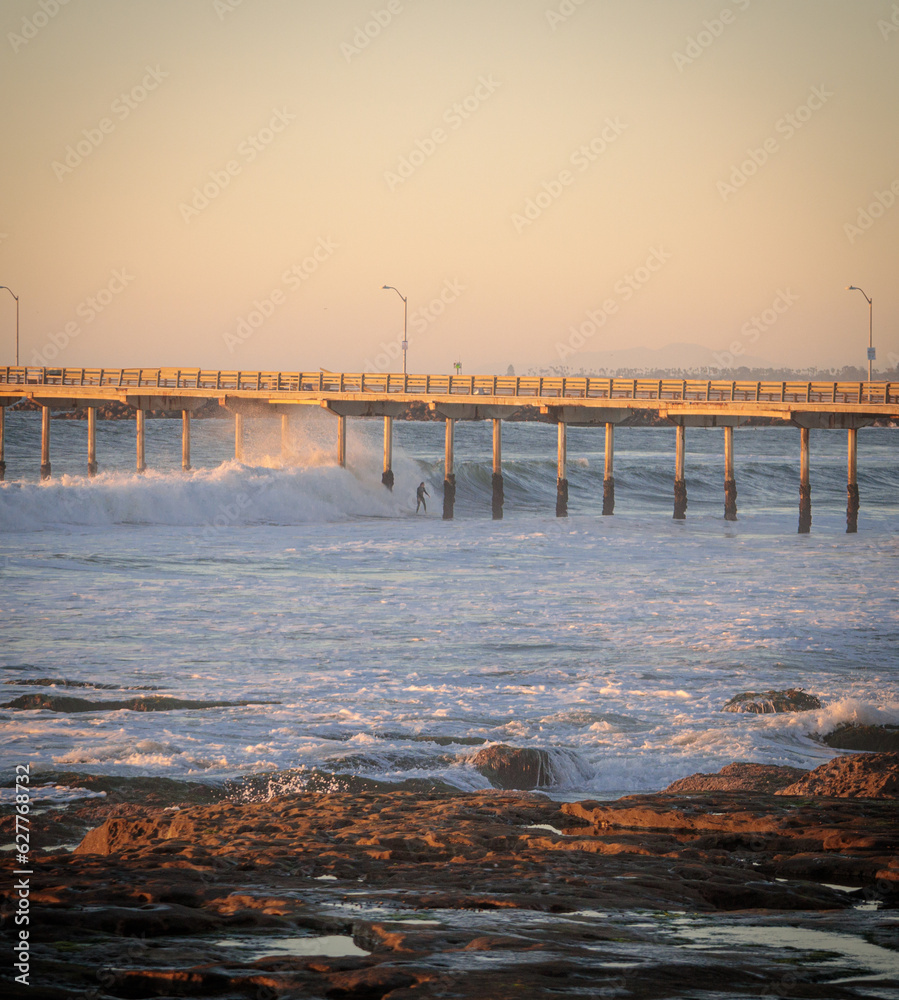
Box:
left=1, top=408, right=897, bottom=802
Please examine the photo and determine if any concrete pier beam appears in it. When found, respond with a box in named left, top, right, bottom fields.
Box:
left=673, top=424, right=687, bottom=520
left=87, top=407, right=98, bottom=477
left=0, top=405, right=6, bottom=481
left=847, top=427, right=859, bottom=534
left=182, top=410, right=192, bottom=471
left=443, top=417, right=455, bottom=520
left=492, top=418, right=503, bottom=520
left=136, top=408, right=147, bottom=473
left=382, top=415, right=394, bottom=490
left=798, top=426, right=811, bottom=534
left=234, top=412, right=244, bottom=462
left=40, top=405, right=51, bottom=480
left=556, top=421, right=568, bottom=517
left=337, top=414, right=347, bottom=468
left=724, top=424, right=737, bottom=521
left=603, top=422, right=615, bottom=515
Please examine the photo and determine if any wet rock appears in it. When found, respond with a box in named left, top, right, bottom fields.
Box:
left=665, top=762, right=808, bottom=794
left=820, top=723, right=899, bottom=753
left=722, top=688, right=822, bottom=713
left=1, top=692, right=279, bottom=712
left=777, top=751, right=899, bottom=799
left=470, top=744, right=589, bottom=790
left=324, top=965, right=420, bottom=995
left=10, top=787, right=899, bottom=1000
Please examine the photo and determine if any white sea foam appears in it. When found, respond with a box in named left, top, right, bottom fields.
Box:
left=0, top=784, right=107, bottom=805
left=1, top=421, right=897, bottom=799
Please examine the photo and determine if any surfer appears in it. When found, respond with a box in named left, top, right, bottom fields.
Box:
left=416, top=482, right=429, bottom=513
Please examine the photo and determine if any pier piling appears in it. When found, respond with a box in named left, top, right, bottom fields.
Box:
left=673, top=424, right=687, bottom=520
left=603, top=423, right=615, bottom=515
left=234, top=413, right=244, bottom=462
left=798, top=427, right=811, bottom=533
left=847, top=427, right=859, bottom=533
left=0, top=405, right=6, bottom=480
left=382, top=416, right=394, bottom=490
left=724, top=425, right=737, bottom=521
left=136, top=408, right=146, bottom=473
left=556, top=422, right=568, bottom=517
left=337, top=414, right=347, bottom=468
left=40, top=405, right=51, bottom=480
left=443, top=418, right=455, bottom=520
left=492, top=418, right=503, bottom=520
left=87, top=407, right=98, bottom=477
left=182, top=410, right=191, bottom=471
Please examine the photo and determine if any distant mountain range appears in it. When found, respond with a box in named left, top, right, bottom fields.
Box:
left=530, top=342, right=771, bottom=374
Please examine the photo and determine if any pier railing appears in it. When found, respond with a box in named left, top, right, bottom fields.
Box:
left=1, top=367, right=896, bottom=404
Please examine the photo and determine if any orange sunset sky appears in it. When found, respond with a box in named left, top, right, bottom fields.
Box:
left=1, top=0, right=897, bottom=374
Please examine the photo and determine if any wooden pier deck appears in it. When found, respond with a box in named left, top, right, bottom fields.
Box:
left=2, top=367, right=897, bottom=417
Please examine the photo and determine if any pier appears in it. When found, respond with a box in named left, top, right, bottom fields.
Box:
left=1, top=367, right=896, bottom=532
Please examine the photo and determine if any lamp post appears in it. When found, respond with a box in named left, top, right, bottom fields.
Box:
left=846, top=285, right=873, bottom=382
left=0, top=285, right=18, bottom=366
left=382, top=285, right=408, bottom=375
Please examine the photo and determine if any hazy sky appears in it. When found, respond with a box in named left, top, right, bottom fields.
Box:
left=1, top=0, right=897, bottom=374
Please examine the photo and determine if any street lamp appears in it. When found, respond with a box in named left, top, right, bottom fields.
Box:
left=382, top=285, right=408, bottom=375
left=846, top=285, right=873, bottom=382
left=0, top=285, right=18, bottom=366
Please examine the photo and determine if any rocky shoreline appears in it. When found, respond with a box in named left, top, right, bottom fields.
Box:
left=2, top=750, right=898, bottom=1000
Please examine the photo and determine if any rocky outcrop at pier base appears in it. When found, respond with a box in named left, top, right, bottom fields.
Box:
left=776, top=751, right=899, bottom=799
left=722, top=688, right=822, bottom=713
left=10, top=397, right=229, bottom=419
left=668, top=755, right=899, bottom=800
left=664, top=761, right=808, bottom=794
left=469, top=743, right=591, bottom=790
left=820, top=723, right=899, bottom=752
